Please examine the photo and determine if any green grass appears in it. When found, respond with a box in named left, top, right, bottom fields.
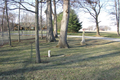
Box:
left=11, top=30, right=120, bottom=38
left=0, top=35, right=35, bottom=45
left=0, top=37, right=120, bottom=80
left=10, top=30, right=47, bottom=34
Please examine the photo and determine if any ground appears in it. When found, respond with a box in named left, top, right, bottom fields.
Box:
left=0, top=37, right=120, bottom=80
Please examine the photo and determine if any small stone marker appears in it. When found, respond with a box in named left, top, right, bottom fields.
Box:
left=48, top=50, right=51, bottom=57
left=81, top=29, right=85, bottom=45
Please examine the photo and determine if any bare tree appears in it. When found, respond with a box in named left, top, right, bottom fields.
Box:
left=21, top=13, right=35, bottom=28
left=74, top=0, right=104, bottom=36
left=104, top=26, right=111, bottom=31
left=5, top=0, right=12, bottom=46
left=11, top=0, right=41, bottom=63
left=87, top=26, right=94, bottom=30
left=1, top=6, right=5, bottom=36
left=57, top=0, right=70, bottom=48
left=40, top=0, right=43, bottom=39
left=110, top=0, right=119, bottom=36
left=18, top=0, right=21, bottom=42
left=53, top=0, right=58, bottom=37
left=114, top=0, right=119, bottom=36
left=9, top=12, right=16, bottom=30
left=35, top=0, right=41, bottom=63
left=46, top=0, right=56, bottom=42
left=118, top=0, right=120, bottom=28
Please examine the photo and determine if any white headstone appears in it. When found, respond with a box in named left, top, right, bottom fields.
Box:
left=81, top=30, right=85, bottom=45
left=48, top=50, right=51, bottom=57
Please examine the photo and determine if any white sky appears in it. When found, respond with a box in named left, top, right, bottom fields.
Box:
left=9, top=0, right=119, bottom=31
left=74, top=0, right=118, bottom=31
left=77, top=10, right=117, bottom=31
left=55, top=0, right=118, bottom=31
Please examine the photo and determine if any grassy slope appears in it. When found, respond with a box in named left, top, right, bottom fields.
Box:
left=0, top=38, right=120, bottom=80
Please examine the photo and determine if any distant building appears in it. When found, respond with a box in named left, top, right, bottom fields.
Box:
left=14, top=24, right=35, bottom=31
left=14, top=23, right=47, bottom=31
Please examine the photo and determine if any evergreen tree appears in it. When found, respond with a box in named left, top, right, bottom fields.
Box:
left=68, top=10, right=82, bottom=32
left=57, top=9, right=82, bottom=32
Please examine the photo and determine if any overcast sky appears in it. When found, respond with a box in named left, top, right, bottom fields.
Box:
left=55, top=0, right=118, bottom=31
left=4, top=0, right=118, bottom=31
left=73, top=0, right=118, bottom=31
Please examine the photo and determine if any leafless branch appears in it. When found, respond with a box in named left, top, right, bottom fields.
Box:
left=11, top=0, right=35, bottom=13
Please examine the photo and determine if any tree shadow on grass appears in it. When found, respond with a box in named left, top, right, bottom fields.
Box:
left=0, top=38, right=119, bottom=78
left=0, top=53, right=30, bottom=63
left=51, top=54, right=64, bottom=57
left=0, top=56, right=33, bottom=76
left=0, top=46, right=33, bottom=64
left=0, top=48, right=27, bottom=53
left=68, top=39, right=115, bottom=48
left=0, top=50, right=120, bottom=76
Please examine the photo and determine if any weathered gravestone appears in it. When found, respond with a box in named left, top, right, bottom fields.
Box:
left=80, top=30, right=85, bottom=45
left=48, top=50, right=51, bottom=57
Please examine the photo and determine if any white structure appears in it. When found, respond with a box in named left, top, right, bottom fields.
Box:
left=48, top=50, right=51, bottom=57
left=81, top=30, right=85, bottom=45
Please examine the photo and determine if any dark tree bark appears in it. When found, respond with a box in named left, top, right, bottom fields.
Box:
left=46, top=0, right=56, bottom=42
left=40, top=0, right=43, bottom=39
left=18, top=0, right=21, bottom=42
left=115, top=0, right=119, bottom=36
left=95, top=15, right=100, bottom=36
left=5, top=0, right=12, bottom=46
left=1, top=6, right=5, bottom=37
left=118, top=0, right=120, bottom=31
left=35, top=0, right=41, bottom=63
left=53, top=0, right=58, bottom=38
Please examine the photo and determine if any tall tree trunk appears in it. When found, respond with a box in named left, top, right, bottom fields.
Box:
left=53, top=0, right=58, bottom=37
left=1, top=7, right=5, bottom=37
left=57, top=0, right=70, bottom=48
left=12, top=20, right=14, bottom=31
left=35, top=0, right=41, bottom=63
left=40, top=0, right=43, bottom=39
left=117, top=19, right=119, bottom=36
left=18, top=0, right=21, bottom=42
left=5, top=0, right=11, bottom=46
left=118, top=0, right=120, bottom=32
left=46, top=0, right=56, bottom=42
left=95, top=17, right=100, bottom=36
left=117, top=0, right=119, bottom=36
left=115, top=0, right=119, bottom=36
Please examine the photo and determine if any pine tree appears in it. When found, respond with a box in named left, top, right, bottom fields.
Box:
left=68, top=10, right=82, bottom=32
left=57, top=9, right=82, bottom=33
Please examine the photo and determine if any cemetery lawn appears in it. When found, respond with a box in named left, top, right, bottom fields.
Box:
left=0, top=37, right=120, bottom=80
